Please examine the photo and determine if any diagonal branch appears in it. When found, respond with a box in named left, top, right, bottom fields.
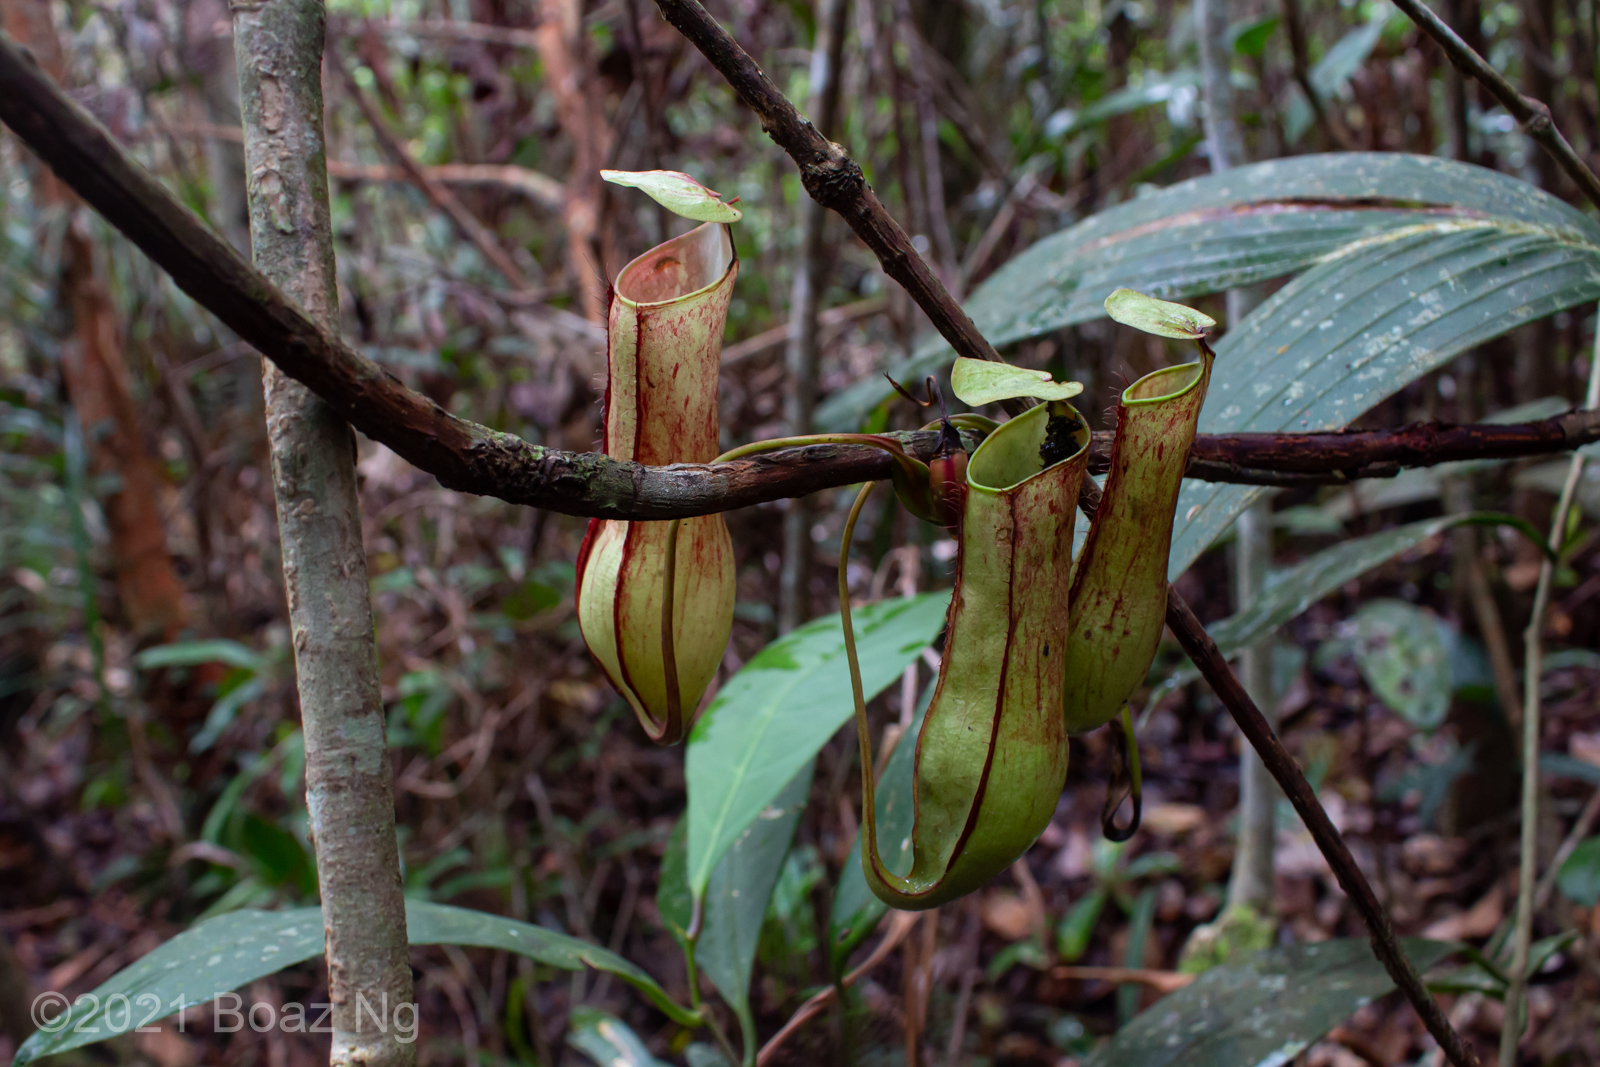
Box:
left=1187, top=410, right=1600, bottom=482
left=1392, top=0, right=1600, bottom=213
left=1162, top=585, right=1477, bottom=1067
left=651, top=3, right=1479, bottom=1063
left=1280, top=0, right=1353, bottom=150
left=647, top=0, right=1015, bottom=395
left=336, top=59, right=540, bottom=293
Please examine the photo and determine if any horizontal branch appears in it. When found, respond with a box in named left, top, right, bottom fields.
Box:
left=132, top=122, right=569, bottom=208
left=1, top=34, right=1594, bottom=527
left=1183, top=411, right=1600, bottom=484
left=327, top=161, right=566, bottom=210
left=328, top=16, right=545, bottom=50
left=721, top=296, right=886, bottom=364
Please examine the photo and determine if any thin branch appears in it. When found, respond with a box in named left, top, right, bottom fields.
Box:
left=329, top=15, right=545, bottom=50
left=1185, top=410, right=1600, bottom=481
left=142, top=121, right=569, bottom=208
left=649, top=0, right=1016, bottom=391
left=1280, top=0, right=1353, bottom=149
left=1049, top=966, right=1195, bottom=993
left=723, top=295, right=885, bottom=364
left=756, top=911, right=920, bottom=1066
left=336, top=59, right=539, bottom=292
left=1536, top=786, right=1600, bottom=912
left=1500, top=321, right=1600, bottom=1065
left=1392, top=0, right=1600, bottom=212
left=325, top=161, right=565, bottom=210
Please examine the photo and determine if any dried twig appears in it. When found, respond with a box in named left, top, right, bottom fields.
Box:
left=330, top=15, right=545, bottom=50
left=141, top=120, right=569, bottom=208
left=534, top=0, right=614, bottom=322
left=723, top=296, right=886, bottom=364
left=755, top=911, right=920, bottom=1066
left=1049, top=966, right=1196, bottom=994
left=1280, top=0, right=1353, bottom=149
left=1391, top=0, right=1600, bottom=212
left=326, top=161, right=565, bottom=210
left=337, top=60, right=538, bottom=292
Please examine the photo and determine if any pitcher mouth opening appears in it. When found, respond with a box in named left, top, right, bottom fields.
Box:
left=968, top=402, right=1090, bottom=492
left=1123, top=359, right=1206, bottom=405
left=614, top=222, right=735, bottom=307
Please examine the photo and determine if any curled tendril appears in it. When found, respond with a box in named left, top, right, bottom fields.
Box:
left=884, top=372, right=948, bottom=417
left=1100, top=706, right=1144, bottom=842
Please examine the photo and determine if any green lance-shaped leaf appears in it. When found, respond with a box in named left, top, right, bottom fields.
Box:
left=601, top=169, right=743, bottom=223
left=662, top=765, right=813, bottom=1061
left=576, top=222, right=738, bottom=744
left=849, top=401, right=1090, bottom=909
left=14, top=902, right=698, bottom=1064
left=1168, top=208, right=1600, bottom=581
left=567, top=1008, right=674, bottom=1067
left=949, top=356, right=1084, bottom=406
left=817, top=153, right=1600, bottom=434
left=1103, top=288, right=1216, bottom=339
left=1086, top=939, right=1458, bottom=1067
left=1063, top=344, right=1213, bottom=733
left=684, top=592, right=949, bottom=901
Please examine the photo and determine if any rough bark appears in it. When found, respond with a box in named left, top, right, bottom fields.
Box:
left=231, top=2, right=414, bottom=1064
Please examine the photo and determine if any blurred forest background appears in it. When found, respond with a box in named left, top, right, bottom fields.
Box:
left=4, top=0, right=1600, bottom=1063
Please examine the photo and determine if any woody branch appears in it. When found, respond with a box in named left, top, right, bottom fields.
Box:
left=0, top=34, right=1591, bottom=533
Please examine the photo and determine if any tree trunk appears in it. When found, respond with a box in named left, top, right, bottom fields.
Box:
left=231, top=2, right=416, bottom=1065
